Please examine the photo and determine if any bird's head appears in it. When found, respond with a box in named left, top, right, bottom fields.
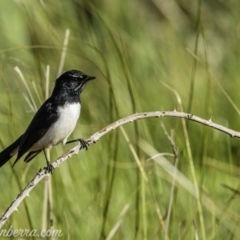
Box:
left=54, top=70, right=95, bottom=94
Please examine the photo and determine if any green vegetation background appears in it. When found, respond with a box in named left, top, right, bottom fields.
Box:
left=0, top=0, right=240, bottom=239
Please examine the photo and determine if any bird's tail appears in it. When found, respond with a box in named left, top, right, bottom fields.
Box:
left=0, top=136, right=22, bottom=168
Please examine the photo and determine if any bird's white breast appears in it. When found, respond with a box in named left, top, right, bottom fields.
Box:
left=35, top=102, right=81, bottom=150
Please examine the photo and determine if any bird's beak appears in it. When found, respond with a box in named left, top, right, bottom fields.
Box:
left=86, top=76, right=96, bottom=81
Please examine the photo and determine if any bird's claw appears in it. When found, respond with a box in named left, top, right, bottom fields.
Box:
left=44, top=161, right=54, bottom=174
left=78, top=138, right=89, bottom=150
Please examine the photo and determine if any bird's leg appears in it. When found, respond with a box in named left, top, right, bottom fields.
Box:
left=43, top=149, right=54, bottom=174
left=66, top=138, right=89, bottom=150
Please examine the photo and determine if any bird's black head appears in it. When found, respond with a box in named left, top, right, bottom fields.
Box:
left=53, top=70, right=95, bottom=95
left=51, top=70, right=95, bottom=104
left=56, top=70, right=95, bottom=92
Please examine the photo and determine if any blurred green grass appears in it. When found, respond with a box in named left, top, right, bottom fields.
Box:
left=0, top=0, right=240, bottom=239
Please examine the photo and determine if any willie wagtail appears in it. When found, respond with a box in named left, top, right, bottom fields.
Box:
left=0, top=70, right=95, bottom=172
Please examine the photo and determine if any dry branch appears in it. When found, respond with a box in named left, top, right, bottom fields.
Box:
left=0, top=110, right=240, bottom=228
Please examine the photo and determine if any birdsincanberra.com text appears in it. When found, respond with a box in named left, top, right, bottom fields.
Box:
left=0, top=226, right=63, bottom=238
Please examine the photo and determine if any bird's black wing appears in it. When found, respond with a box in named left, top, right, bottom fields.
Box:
left=0, top=135, right=22, bottom=167
left=24, top=150, right=41, bottom=163
left=15, top=98, right=59, bottom=163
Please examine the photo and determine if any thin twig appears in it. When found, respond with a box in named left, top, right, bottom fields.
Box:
left=1, top=110, right=240, bottom=228
left=161, top=123, right=179, bottom=240
left=57, top=29, right=70, bottom=77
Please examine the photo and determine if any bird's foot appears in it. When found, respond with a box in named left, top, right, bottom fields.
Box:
left=44, top=161, right=54, bottom=174
left=66, top=138, right=89, bottom=150
left=78, top=138, right=89, bottom=150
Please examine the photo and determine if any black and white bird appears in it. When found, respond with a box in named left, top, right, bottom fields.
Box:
left=0, top=70, right=95, bottom=172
